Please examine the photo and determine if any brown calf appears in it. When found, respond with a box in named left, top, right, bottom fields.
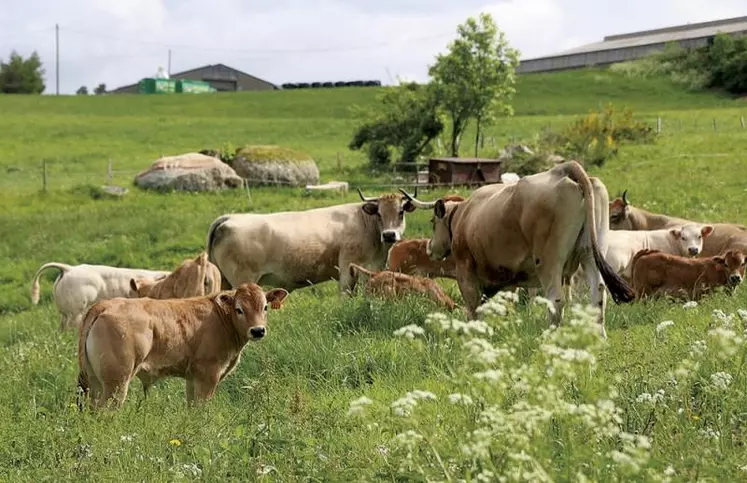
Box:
left=130, top=251, right=222, bottom=299
left=631, top=248, right=747, bottom=301
left=349, top=263, right=456, bottom=310
left=77, top=283, right=288, bottom=409
left=387, top=239, right=457, bottom=279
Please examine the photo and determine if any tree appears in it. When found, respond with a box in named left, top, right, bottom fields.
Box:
left=349, top=81, right=444, bottom=170
left=428, top=13, right=520, bottom=157
left=94, top=83, right=107, bottom=95
left=0, top=50, right=45, bottom=94
left=76, top=86, right=89, bottom=95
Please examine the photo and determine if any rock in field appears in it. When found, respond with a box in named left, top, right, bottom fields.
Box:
left=227, top=145, right=320, bottom=187
left=134, top=153, right=244, bottom=192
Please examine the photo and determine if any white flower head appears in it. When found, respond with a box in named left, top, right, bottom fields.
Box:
left=347, top=396, right=374, bottom=417
left=393, top=324, right=425, bottom=340
left=448, top=393, right=474, bottom=405
left=682, top=301, right=698, bottom=309
left=710, top=372, right=733, bottom=391
left=656, top=320, right=674, bottom=334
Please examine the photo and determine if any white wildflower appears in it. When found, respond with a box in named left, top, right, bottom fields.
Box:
left=496, top=290, right=520, bottom=304
left=664, top=465, right=676, bottom=476
left=473, top=369, right=504, bottom=383
left=390, top=390, right=437, bottom=417
left=463, top=338, right=510, bottom=365
left=392, top=429, right=424, bottom=447
left=656, top=320, right=674, bottom=334
left=699, top=427, right=720, bottom=441
left=708, top=326, right=744, bottom=358
left=256, top=464, right=276, bottom=476
left=682, top=301, right=698, bottom=309
left=636, top=389, right=665, bottom=406
left=476, top=469, right=495, bottom=482
left=710, top=372, right=733, bottom=391
left=712, top=309, right=736, bottom=327
left=533, top=296, right=556, bottom=314
left=393, top=324, right=425, bottom=340
left=738, top=309, right=747, bottom=322
left=347, top=396, right=374, bottom=417
left=120, top=434, right=134, bottom=443
left=476, top=299, right=507, bottom=317
left=448, top=393, right=474, bottom=405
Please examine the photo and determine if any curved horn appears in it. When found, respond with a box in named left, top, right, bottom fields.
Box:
left=357, top=188, right=378, bottom=203
left=621, top=189, right=629, bottom=205
left=398, top=188, right=437, bottom=209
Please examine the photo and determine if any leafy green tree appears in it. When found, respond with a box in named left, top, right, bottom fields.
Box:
left=429, top=13, right=520, bottom=156
left=349, top=81, right=444, bottom=170
left=0, top=50, right=45, bottom=94
left=94, top=83, right=107, bottom=95
left=76, top=85, right=89, bottom=95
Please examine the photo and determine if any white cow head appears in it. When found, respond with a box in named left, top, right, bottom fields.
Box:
left=671, top=223, right=714, bottom=257
left=358, top=189, right=416, bottom=244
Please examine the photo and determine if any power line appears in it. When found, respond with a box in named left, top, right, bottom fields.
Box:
left=58, top=25, right=454, bottom=55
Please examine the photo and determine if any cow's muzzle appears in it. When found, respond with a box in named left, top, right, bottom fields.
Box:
left=688, top=247, right=700, bottom=256
left=728, top=274, right=743, bottom=286
left=381, top=230, right=399, bottom=244
left=250, top=327, right=266, bottom=339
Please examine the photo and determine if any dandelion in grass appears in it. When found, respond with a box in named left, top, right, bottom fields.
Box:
left=682, top=300, right=698, bottom=309
left=710, top=371, right=733, bottom=391
left=347, top=396, right=374, bottom=417
left=393, top=324, right=425, bottom=340
left=169, top=439, right=181, bottom=447
left=656, top=320, right=674, bottom=334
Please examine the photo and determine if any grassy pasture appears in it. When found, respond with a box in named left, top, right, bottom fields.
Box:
left=2, top=68, right=747, bottom=480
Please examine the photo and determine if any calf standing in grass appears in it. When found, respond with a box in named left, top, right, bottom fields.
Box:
left=30, top=262, right=170, bottom=331
left=349, top=263, right=456, bottom=310
left=77, top=283, right=288, bottom=410
left=631, top=248, right=747, bottom=300
left=130, top=251, right=222, bottom=299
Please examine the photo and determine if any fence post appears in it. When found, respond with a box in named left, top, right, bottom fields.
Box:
left=42, top=159, right=48, bottom=193
left=741, top=116, right=745, bottom=129
left=243, top=179, right=252, bottom=208
left=713, top=119, right=717, bottom=132
left=336, top=152, right=342, bottom=172
left=107, top=158, right=113, bottom=183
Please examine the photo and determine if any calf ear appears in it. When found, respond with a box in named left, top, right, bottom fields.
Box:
left=669, top=229, right=681, bottom=239
left=362, top=202, right=378, bottom=216
left=265, top=288, right=289, bottom=310
left=216, top=292, right=235, bottom=308
left=701, top=225, right=714, bottom=238
left=434, top=199, right=446, bottom=219
left=713, top=256, right=726, bottom=265
left=130, top=278, right=139, bottom=293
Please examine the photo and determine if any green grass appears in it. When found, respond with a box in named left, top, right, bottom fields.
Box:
left=2, top=67, right=747, bottom=480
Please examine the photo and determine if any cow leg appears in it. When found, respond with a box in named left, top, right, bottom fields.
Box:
left=580, top=251, right=608, bottom=338
left=455, top=261, right=483, bottom=319
left=189, top=370, right=220, bottom=406
left=338, top=259, right=357, bottom=296
left=537, top=265, right=564, bottom=326
left=100, top=379, right=131, bottom=409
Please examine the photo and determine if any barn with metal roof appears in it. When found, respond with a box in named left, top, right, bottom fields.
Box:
left=518, top=15, right=747, bottom=74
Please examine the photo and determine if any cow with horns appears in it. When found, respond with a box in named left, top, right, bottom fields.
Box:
left=206, top=189, right=416, bottom=294
left=400, top=161, right=636, bottom=337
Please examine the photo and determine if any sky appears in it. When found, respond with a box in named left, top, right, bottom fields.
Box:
left=0, top=0, right=745, bottom=95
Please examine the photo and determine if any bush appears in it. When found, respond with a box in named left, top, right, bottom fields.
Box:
left=367, top=141, right=391, bottom=167
left=322, top=82, right=334, bottom=88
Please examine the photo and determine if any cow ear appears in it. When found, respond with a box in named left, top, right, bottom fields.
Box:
left=434, top=199, right=446, bottom=219
left=362, top=202, right=378, bottom=216
left=669, top=229, right=681, bottom=239
left=701, top=225, right=714, bottom=238
left=402, top=199, right=416, bottom=213
left=130, top=278, right=139, bottom=292
left=217, top=292, right=235, bottom=308
left=713, top=256, right=726, bottom=265
left=265, top=288, right=289, bottom=310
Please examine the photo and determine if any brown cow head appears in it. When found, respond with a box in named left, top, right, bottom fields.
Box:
left=714, top=250, right=747, bottom=288
left=398, top=189, right=462, bottom=262
left=216, top=283, right=288, bottom=341
left=130, top=251, right=221, bottom=299
left=358, top=189, right=416, bottom=245
left=609, top=189, right=632, bottom=230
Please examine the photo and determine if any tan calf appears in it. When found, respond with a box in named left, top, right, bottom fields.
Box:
left=77, top=283, right=288, bottom=409
left=631, top=248, right=747, bottom=301
left=130, top=251, right=222, bottom=299
left=349, top=263, right=456, bottom=310
left=387, top=239, right=457, bottom=279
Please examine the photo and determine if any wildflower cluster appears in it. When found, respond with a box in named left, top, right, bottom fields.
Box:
left=348, top=292, right=667, bottom=481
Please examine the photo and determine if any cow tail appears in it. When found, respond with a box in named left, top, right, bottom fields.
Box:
left=75, top=303, right=101, bottom=409
left=565, top=161, right=635, bottom=304
left=30, top=262, right=71, bottom=305
left=205, top=215, right=232, bottom=290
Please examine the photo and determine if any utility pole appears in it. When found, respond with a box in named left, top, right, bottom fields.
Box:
left=168, top=49, right=171, bottom=76
left=55, top=24, right=59, bottom=95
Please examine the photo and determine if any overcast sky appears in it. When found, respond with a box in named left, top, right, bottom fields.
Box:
left=1, top=0, right=745, bottom=94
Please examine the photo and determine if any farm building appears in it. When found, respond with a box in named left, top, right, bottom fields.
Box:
left=110, top=63, right=278, bottom=94
left=427, top=157, right=503, bottom=187
left=518, top=15, right=747, bottom=74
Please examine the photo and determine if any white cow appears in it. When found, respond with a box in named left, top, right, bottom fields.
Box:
left=30, top=263, right=170, bottom=331
left=605, top=223, right=714, bottom=280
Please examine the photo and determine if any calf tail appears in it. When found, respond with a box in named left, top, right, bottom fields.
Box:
left=30, top=262, right=71, bottom=305
left=349, top=263, right=375, bottom=280
left=205, top=215, right=232, bottom=290
left=76, top=302, right=106, bottom=410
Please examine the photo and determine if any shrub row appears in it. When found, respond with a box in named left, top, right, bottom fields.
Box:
left=281, top=80, right=381, bottom=89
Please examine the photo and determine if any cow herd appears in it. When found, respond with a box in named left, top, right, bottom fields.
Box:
left=29, top=160, right=747, bottom=409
